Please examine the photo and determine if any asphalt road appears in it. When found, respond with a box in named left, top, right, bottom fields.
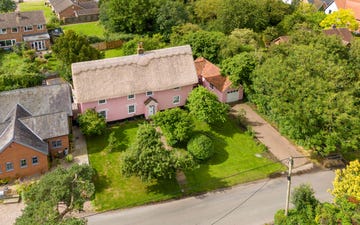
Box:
left=88, top=169, right=334, bottom=225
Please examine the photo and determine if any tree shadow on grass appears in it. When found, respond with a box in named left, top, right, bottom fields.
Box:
left=93, top=170, right=111, bottom=193
left=145, top=178, right=182, bottom=198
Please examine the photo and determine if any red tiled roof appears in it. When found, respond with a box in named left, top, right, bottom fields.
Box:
left=335, top=0, right=360, bottom=20
left=194, top=57, right=233, bottom=92
left=323, top=27, right=353, bottom=44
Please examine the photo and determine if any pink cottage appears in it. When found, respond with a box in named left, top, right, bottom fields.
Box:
left=194, top=57, right=243, bottom=103
left=71, top=45, right=198, bottom=121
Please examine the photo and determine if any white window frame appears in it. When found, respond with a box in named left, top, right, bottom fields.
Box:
left=11, top=27, right=18, bottom=33
left=128, top=104, right=136, bottom=114
left=173, top=96, right=180, bottom=104
left=0, top=28, right=7, bottom=34
left=37, top=24, right=43, bottom=30
left=98, top=110, right=107, bottom=119
left=51, top=140, right=62, bottom=148
left=0, top=39, right=16, bottom=47
left=146, top=91, right=153, bottom=96
left=32, top=156, right=39, bottom=165
left=98, top=99, right=107, bottom=105
left=20, top=159, right=27, bottom=168
left=24, top=25, right=33, bottom=32
left=6, top=162, right=13, bottom=172
left=128, top=94, right=135, bottom=100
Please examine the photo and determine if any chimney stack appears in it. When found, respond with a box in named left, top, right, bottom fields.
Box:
left=137, top=42, right=144, bottom=55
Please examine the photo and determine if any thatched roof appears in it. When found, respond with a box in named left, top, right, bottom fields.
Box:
left=72, top=45, right=198, bottom=103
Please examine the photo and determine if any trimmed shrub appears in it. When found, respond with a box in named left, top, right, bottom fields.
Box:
left=187, top=134, right=214, bottom=161
left=65, top=154, right=73, bottom=163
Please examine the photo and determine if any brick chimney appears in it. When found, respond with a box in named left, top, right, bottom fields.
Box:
left=137, top=42, right=144, bottom=55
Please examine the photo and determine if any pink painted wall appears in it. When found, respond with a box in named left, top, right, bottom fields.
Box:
left=201, top=78, right=243, bottom=103
left=79, top=85, right=194, bottom=121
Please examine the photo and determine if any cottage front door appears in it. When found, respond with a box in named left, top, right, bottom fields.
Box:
left=149, top=105, right=156, bottom=116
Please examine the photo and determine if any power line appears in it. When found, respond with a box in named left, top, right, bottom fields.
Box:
left=210, top=179, right=270, bottom=225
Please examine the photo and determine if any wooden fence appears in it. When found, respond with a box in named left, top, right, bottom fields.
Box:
left=91, top=40, right=124, bottom=51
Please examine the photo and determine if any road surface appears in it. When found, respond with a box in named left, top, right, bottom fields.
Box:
left=88, top=169, right=334, bottom=225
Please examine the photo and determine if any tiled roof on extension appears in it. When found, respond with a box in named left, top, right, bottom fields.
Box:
left=0, top=11, right=46, bottom=28
left=194, top=57, right=234, bottom=92
left=323, top=27, right=353, bottom=45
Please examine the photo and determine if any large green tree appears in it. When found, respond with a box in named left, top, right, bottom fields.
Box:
left=152, top=107, right=194, bottom=147
left=176, top=30, right=226, bottom=63
left=251, top=33, right=360, bottom=155
left=122, top=34, right=167, bottom=56
left=0, top=0, right=16, bottom=13
left=122, top=123, right=195, bottom=181
left=186, top=86, right=229, bottom=125
left=16, top=164, right=95, bottom=225
left=52, top=30, right=103, bottom=80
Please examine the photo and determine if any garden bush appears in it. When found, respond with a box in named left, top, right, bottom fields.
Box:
left=187, top=134, right=214, bottom=161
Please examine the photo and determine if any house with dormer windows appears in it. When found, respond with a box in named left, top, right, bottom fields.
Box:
left=0, top=10, right=50, bottom=50
left=71, top=45, right=198, bottom=121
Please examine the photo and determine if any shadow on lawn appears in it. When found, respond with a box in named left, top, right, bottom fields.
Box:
left=93, top=171, right=111, bottom=193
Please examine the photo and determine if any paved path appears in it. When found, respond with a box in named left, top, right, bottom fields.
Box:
left=231, top=104, right=309, bottom=169
left=87, top=169, right=335, bottom=225
left=72, top=126, right=89, bottom=165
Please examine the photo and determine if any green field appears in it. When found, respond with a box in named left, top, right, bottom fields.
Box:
left=62, top=22, right=106, bottom=38
left=19, top=0, right=53, bottom=22
left=87, top=117, right=285, bottom=211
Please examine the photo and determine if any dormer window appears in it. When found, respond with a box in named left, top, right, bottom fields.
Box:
left=0, top=28, right=7, bottom=34
left=146, top=91, right=153, bottom=96
left=24, top=25, right=33, bottom=32
left=11, top=27, right=18, bottom=33
left=37, top=24, right=43, bottom=30
left=128, top=94, right=135, bottom=100
left=98, top=99, right=106, bottom=105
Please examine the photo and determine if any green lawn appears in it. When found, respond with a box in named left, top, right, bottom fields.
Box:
left=103, top=47, right=124, bottom=58
left=62, top=22, right=106, bottom=38
left=87, top=117, right=285, bottom=211
left=19, top=0, right=53, bottom=23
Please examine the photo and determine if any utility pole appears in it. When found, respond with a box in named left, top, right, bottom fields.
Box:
left=285, top=156, right=293, bottom=216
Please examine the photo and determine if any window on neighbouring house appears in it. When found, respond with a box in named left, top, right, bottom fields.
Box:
left=11, top=27, right=18, bottom=33
left=51, top=140, right=62, bottom=148
left=37, top=24, right=43, bottom=30
left=24, top=25, right=33, bottom=32
left=210, top=84, right=214, bottom=89
left=128, top=104, right=135, bottom=114
left=146, top=91, right=153, bottom=96
left=174, top=87, right=180, bottom=90
left=6, top=162, right=13, bottom=172
left=98, top=99, right=106, bottom=104
left=0, top=39, right=15, bottom=47
left=98, top=110, right=107, bottom=119
left=0, top=28, right=7, bottom=34
left=128, top=94, right=135, bottom=100
left=32, top=157, right=39, bottom=165
left=173, top=96, right=180, bottom=104
left=20, top=159, right=27, bottom=168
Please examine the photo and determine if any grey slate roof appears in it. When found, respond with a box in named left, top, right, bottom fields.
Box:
left=0, top=84, right=72, bottom=154
left=49, top=0, right=74, bottom=14
left=0, top=11, right=46, bottom=29
left=20, top=112, right=69, bottom=140
left=0, top=84, right=72, bottom=120
left=0, top=104, right=48, bottom=154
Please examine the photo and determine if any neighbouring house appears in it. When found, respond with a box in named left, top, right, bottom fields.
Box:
left=323, top=26, right=353, bottom=45
left=71, top=45, right=198, bottom=121
left=48, top=0, right=99, bottom=24
left=0, top=84, right=72, bottom=179
left=0, top=11, right=50, bottom=51
left=194, top=57, right=243, bottom=103
left=272, top=36, right=290, bottom=45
